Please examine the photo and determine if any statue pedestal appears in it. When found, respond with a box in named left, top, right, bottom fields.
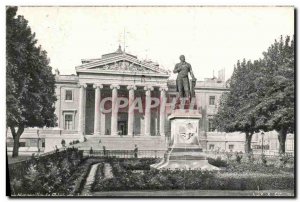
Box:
left=175, top=97, right=197, bottom=110
left=151, top=109, right=219, bottom=170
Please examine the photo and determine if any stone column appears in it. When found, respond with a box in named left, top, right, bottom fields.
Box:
left=127, top=85, right=137, bottom=136
left=159, top=87, right=168, bottom=136
left=110, top=84, right=120, bottom=136
left=78, top=84, right=87, bottom=136
left=93, top=84, right=103, bottom=135
left=144, top=86, right=154, bottom=136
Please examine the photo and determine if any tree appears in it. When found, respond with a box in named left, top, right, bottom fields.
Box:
left=214, top=35, right=294, bottom=155
left=213, top=59, right=262, bottom=153
left=6, top=6, right=57, bottom=157
left=254, top=36, right=294, bottom=154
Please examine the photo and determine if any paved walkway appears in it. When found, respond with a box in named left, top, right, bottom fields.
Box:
left=92, top=189, right=294, bottom=197
left=103, top=163, right=113, bottom=179
left=81, top=163, right=101, bottom=195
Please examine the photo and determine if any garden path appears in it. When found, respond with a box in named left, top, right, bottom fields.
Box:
left=81, top=163, right=101, bottom=195
left=103, top=163, right=114, bottom=179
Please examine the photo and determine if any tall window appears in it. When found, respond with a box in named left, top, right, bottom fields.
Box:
left=208, top=119, right=215, bottom=132
left=229, top=144, right=234, bottom=151
left=41, top=139, right=45, bottom=148
left=209, top=96, right=215, bottom=105
left=65, top=90, right=73, bottom=101
left=209, top=144, right=215, bottom=150
left=64, top=114, right=73, bottom=130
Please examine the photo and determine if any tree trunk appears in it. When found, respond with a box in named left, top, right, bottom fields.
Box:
left=245, top=132, right=253, bottom=154
left=10, top=125, right=24, bottom=158
left=278, top=128, right=288, bottom=155
left=12, top=135, right=20, bottom=157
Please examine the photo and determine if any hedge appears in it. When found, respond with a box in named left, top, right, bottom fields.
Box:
left=211, top=173, right=294, bottom=190
left=92, top=159, right=294, bottom=191
left=9, top=148, right=103, bottom=196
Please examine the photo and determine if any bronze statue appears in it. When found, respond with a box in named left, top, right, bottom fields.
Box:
left=173, top=55, right=196, bottom=99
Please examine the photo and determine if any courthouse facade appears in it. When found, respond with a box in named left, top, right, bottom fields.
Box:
left=55, top=46, right=225, bottom=138
left=6, top=46, right=294, bottom=155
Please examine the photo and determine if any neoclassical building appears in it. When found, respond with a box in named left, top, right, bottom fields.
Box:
left=6, top=46, right=294, bottom=156
left=55, top=45, right=171, bottom=138
left=52, top=46, right=227, bottom=149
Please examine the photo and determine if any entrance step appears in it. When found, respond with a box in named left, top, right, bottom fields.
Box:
left=74, top=136, right=168, bottom=151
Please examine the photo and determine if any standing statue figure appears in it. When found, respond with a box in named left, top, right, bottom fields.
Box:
left=173, top=55, right=197, bottom=100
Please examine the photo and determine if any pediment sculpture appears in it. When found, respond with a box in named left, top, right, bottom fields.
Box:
left=96, top=61, right=156, bottom=73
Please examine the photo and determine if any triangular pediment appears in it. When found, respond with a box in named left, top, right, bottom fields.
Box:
left=75, top=54, right=170, bottom=76
left=91, top=61, right=158, bottom=73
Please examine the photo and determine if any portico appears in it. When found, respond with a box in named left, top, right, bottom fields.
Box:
left=75, top=46, right=170, bottom=137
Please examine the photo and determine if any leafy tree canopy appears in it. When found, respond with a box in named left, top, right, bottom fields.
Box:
left=213, top=35, right=294, bottom=154
left=6, top=6, right=57, bottom=157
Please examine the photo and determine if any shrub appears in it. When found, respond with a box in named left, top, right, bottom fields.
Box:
left=225, top=152, right=233, bottom=161
left=235, top=152, right=243, bottom=163
left=279, top=154, right=291, bottom=167
left=9, top=148, right=86, bottom=196
left=61, top=139, right=66, bottom=147
left=94, top=178, right=124, bottom=191
left=121, top=158, right=158, bottom=170
left=10, top=178, right=24, bottom=195
left=261, top=154, right=267, bottom=165
left=222, top=160, right=294, bottom=174
left=245, top=152, right=255, bottom=163
left=208, top=157, right=228, bottom=167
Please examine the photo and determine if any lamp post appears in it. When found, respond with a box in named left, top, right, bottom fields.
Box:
left=37, top=130, right=40, bottom=156
left=261, top=131, right=265, bottom=154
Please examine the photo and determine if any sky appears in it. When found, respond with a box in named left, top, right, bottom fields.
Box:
left=17, top=6, right=294, bottom=81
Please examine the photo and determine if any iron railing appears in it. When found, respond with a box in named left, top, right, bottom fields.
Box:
left=83, top=149, right=166, bottom=158
left=203, top=150, right=294, bottom=158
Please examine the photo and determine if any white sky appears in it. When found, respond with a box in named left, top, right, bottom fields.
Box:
left=17, top=6, right=294, bottom=81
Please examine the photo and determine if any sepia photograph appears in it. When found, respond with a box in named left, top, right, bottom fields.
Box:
left=6, top=5, right=295, bottom=197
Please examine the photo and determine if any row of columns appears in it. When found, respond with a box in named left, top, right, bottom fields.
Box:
left=77, top=84, right=168, bottom=137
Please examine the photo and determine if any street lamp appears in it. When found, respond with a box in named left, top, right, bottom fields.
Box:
left=37, top=129, right=40, bottom=156
left=261, top=131, right=265, bottom=154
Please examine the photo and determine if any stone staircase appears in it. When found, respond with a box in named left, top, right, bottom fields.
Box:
left=73, top=135, right=168, bottom=151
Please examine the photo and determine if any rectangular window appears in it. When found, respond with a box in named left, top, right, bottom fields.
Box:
left=19, top=142, right=26, bottom=147
left=208, top=119, right=215, bottom=132
left=64, top=114, right=73, bottom=130
left=209, top=144, right=215, bottom=150
left=41, top=139, right=45, bottom=148
left=209, top=96, right=215, bottom=105
left=229, top=144, right=234, bottom=150
left=65, top=90, right=73, bottom=101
